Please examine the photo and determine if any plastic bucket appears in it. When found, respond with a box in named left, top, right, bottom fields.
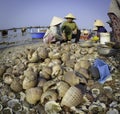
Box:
left=100, top=33, right=110, bottom=44
left=31, top=32, right=45, bottom=39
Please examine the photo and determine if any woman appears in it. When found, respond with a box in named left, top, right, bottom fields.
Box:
left=61, top=13, right=81, bottom=43
left=43, top=16, right=64, bottom=43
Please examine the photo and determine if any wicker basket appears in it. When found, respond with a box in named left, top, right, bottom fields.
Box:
left=61, top=86, right=83, bottom=107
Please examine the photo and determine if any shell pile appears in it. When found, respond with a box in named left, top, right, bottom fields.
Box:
left=0, top=41, right=120, bottom=114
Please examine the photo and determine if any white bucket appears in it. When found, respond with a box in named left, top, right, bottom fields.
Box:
left=100, top=33, right=110, bottom=44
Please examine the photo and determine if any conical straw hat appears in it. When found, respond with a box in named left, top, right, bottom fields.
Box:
left=64, top=13, right=76, bottom=19
left=94, top=19, right=104, bottom=26
left=50, top=16, right=64, bottom=26
left=84, top=30, right=89, bottom=34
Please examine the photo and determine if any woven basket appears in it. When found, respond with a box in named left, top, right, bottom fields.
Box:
left=61, top=86, right=83, bottom=107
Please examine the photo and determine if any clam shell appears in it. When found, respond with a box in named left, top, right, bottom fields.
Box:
left=25, top=87, right=42, bottom=104
left=78, top=60, right=91, bottom=69
left=28, top=51, right=39, bottom=63
left=37, top=78, right=47, bottom=87
left=61, top=86, right=83, bottom=107
left=43, top=80, right=56, bottom=92
left=63, top=71, right=80, bottom=86
left=41, top=90, right=58, bottom=104
left=56, top=81, right=70, bottom=98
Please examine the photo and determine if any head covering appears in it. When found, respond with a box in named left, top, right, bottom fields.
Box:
left=108, top=0, right=120, bottom=18
left=50, top=16, right=64, bottom=26
left=94, top=19, right=104, bottom=26
left=83, top=30, right=89, bottom=34
left=64, top=13, right=76, bottom=19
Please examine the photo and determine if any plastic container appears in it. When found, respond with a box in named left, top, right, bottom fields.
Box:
left=100, top=33, right=110, bottom=44
left=31, top=32, right=45, bottom=39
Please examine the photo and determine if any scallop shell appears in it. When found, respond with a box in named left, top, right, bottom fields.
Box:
left=61, top=86, right=83, bottom=107
left=25, top=87, right=42, bottom=104
left=41, top=90, right=58, bottom=104
left=56, top=81, right=70, bottom=98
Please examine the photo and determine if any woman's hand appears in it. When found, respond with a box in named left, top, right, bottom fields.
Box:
left=72, top=29, right=77, bottom=34
left=62, top=33, right=67, bottom=40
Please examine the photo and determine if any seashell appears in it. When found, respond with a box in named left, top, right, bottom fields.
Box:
left=51, top=58, right=62, bottom=65
left=114, top=93, right=120, bottom=102
left=28, top=50, right=39, bottom=63
left=61, top=86, right=83, bottom=107
left=7, top=99, right=22, bottom=112
left=37, top=47, right=48, bottom=59
left=61, top=53, right=70, bottom=63
left=43, top=80, right=56, bottom=92
left=88, top=47, right=95, bottom=54
left=45, top=101, right=62, bottom=114
left=0, top=64, right=6, bottom=77
left=76, top=67, right=90, bottom=79
left=78, top=60, right=91, bottom=70
left=12, top=63, right=26, bottom=76
left=52, top=64, right=63, bottom=78
left=65, top=59, right=76, bottom=69
left=56, top=81, right=70, bottom=98
left=41, top=90, right=58, bottom=104
left=40, top=71, right=51, bottom=80
left=23, top=68, right=37, bottom=90
left=10, top=78, right=23, bottom=92
left=5, top=67, right=13, bottom=74
left=3, top=73, right=14, bottom=85
left=25, top=87, right=42, bottom=104
left=8, top=92, right=16, bottom=99
left=80, top=48, right=88, bottom=55
left=2, top=107, right=13, bottom=114
left=63, top=71, right=80, bottom=86
left=70, top=107, right=86, bottom=114
left=48, top=51, right=61, bottom=59
left=88, top=101, right=106, bottom=114
left=19, top=92, right=26, bottom=101
left=91, top=88, right=100, bottom=98
left=42, top=66, right=52, bottom=77
left=0, top=103, right=3, bottom=111
left=37, top=78, right=47, bottom=87
left=106, top=108, right=119, bottom=114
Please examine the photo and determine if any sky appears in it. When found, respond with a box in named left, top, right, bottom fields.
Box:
left=0, top=0, right=111, bottom=31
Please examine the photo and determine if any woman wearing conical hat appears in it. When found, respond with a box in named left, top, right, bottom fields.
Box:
left=94, top=19, right=107, bottom=33
left=43, top=16, right=64, bottom=43
left=61, top=13, right=81, bottom=43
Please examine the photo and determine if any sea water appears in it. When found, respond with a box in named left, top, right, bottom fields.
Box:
left=0, top=28, right=33, bottom=49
